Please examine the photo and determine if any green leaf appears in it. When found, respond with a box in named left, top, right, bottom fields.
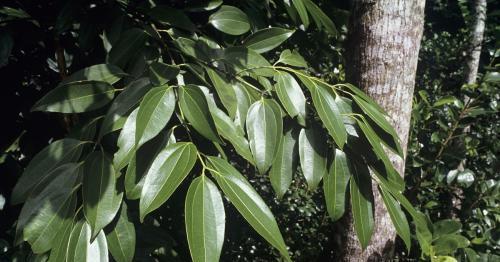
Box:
left=243, top=28, right=295, bottom=53
left=433, top=235, right=470, bottom=256
left=341, top=83, right=385, bottom=112
left=47, top=215, right=74, bottom=262
left=11, top=138, right=85, bottom=204
left=302, top=0, right=337, bottom=36
left=17, top=163, right=79, bottom=253
left=108, top=28, right=149, bottom=68
left=233, top=82, right=255, bottom=132
left=66, top=221, right=109, bottom=262
left=135, top=85, right=175, bottom=147
left=185, top=175, right=225, bottom=262
left=309, top=82, right=347, bottom=148
left=83, top=151, right=122, bottom=239
left=148, top=62, right=180, bottom=86
left=206, top=67, right=238, bottom=117
left=379, top=187, right=411, bottom=251
left=324, top=149, right=350, bottom=221
left=32, top=81, right=114, bottom=113
left=149, top=6, right=196, bottom=32
left=106, top=202, right=135, bottom=262
left=99, top=78, right=152, bottom=138
left=207, top=157, right=290, bottom=261
left=456, top=169, right=475, bottom=188
left=432, top=219, right=462, bottom=240
left=269, top=126, right=299, bottom=198
left=277, top=49, right=307, bottom=68
left=186, top=0, right=223, bottom=12
left=0, top=32, right=13, bottom=67
left=209, top=5, right=250, bottom=35
left=350, top=159, right=374, bottom=250
left=299, top=127, right=328, bottom=190
left=139, top=142, right=197, bottom=221
left=274, top=71, right=306, bottom=126
left=59, top=64, right=126, bottom=86
left=179, top=85, right=222, bottom=143
left=433, top=95, right=460, bottom=107
left=246, top=99, right=283, bottom=174
left=292, top=0, right=309, bottom=28
left=218, top=47, right=274, bottom=77
left=114, top=108, right=138, bottom=171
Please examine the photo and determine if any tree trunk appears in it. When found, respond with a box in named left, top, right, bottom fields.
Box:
left=464, top=0, right=487, bottom=85
left=339, top=0, right=426, bottom=260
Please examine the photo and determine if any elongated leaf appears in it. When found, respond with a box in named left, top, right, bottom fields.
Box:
left=206, top=67, right=238, bottom=117
left=324, top=149, right=350, bottom=221
left=185, top=176, right=225, bottom=262
left=298, top=127, right=328, bottom=190
left=83, top=151, right=122, bottom=239
left=186, top=0, right=223, bottom=12
left=379, top=187, right=411, bottom=251
left=277, top=49, right=307, bottom=68
left=60, top=64, right=126, bottom=86
left=209, top=5, right=250, bottom=35
left=292, top=0, right=309, bottom=27
left=243, top=28, right=295, bottom=53
left=114, top=108, right=138, bottom=171
left=341, top=83, right=385, bottom=112
left=135, top=85, right=175, bottom=147
left=179, top=85, right=221, bottom=143
left=269, top=126, right=299, bottom=198
left=11, top=138, right=85, bottom=204
left=140, top=142, right=197, bottom=221
left=350, top=159, right=374, bottom=249
left=149, top=6, right=196, bottom=32
left=32, top=81, right=114, bottom=113
left=309, top=83, right=347, bottom=148
left=48, top=215, right=74, bottom=262
left=207, top=157, right=290, bottom=261
left=17, top=163, right=80, bottom=253
left=218, top=47, right=274, bottom=77
left=99, top=78, right=152, bottom=138
left=66, top=221, right=109, bottom=262
left=302, top=0, right=337, bottom=36
left=148, top=62, right=180, bottom=86
left=106, top=202, right=135, bottom=262
left=233, top=82, right=255, bottom=133
left=246, top=99, right=283, bottom=174
left=108, top=28, right=148, bottom=68
left=274, top=71, right=306, bottom=126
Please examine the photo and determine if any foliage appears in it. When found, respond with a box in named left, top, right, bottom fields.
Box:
left=0, top=0, right=421, bottom=261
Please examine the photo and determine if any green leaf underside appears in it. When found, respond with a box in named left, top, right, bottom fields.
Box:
left=114, top=108, right=139, bottom=171
left=350, top=159, right=374, bottom=250
left=32, top=81, right=114, bottom=113
left=66, top=221, right=109, bottom=262
left=106, top=202, right=136, bottom=262
left=277, top=49, right=308, bottom=68
left=59, top=64, right=126, bottom=86
left=185, top=175, right=225, bottom=262
left=209, top=5, right=250, bottom=35
left=274, top=71, right=306, bottom=126
left=207, top=157, right=290, bottom=261
left=243, top=27, right=295, bottom=53
left=292, top=0, right=309, bottom=28
left=246, top=99, right=283, bottom=174
left=269, top=127, right=299, bottom=198
left=324, top=149, right=350, bottom=221
left=206, top=67, right=238, bottom=117
left=140, top=142, right=197, bottom=221
left=299, top=127, right=328, bottom=190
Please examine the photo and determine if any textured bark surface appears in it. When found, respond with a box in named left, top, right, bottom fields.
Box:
left=464, top=0, right=487, bottom=85
left=338, top=0, right=426, bottom=261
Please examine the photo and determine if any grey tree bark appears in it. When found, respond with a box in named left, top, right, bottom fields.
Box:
left=337, top=0, right=426, bottom=260
left=464, top=0, right=487, bottom=85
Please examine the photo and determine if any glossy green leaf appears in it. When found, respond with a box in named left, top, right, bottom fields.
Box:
left=302, top=0, right=337, bottom=36
left=106, top=202, right=135, bottom=262
left=99, top=78, right=152, bottom=138
left=433, top=95, right=460, bottom=107
left=47, top=215, right=74, bottom=262
left=274, top=71, right=306, bottom=126
left=206, top=67, right=238, bottom=117
left=299, top=127, right=328, bottom=190
left=309, top=83, right=347, bottom=148
left=341, top=83, right=385, bottom=113
left=185, top=175, right=225, bottom=262
left=108, top=28, right=149, bottom=68
left=66, top=221, right=109, bottom=262
left=209, top=5, right=250, bottom=35
left=277, top=49, right=307, bottom=68
left=379, top=187, right=411, bottom=251
left=186, top=0, right=223, bottom=12
left=324, top=149, right=350, bottom=221
left=233, top=82, right=255, bottom=133
left=11, top=138, right=85, bottom=204
left=218, top=47, right=274, bottom=77
left=148, top=62, right=180, bottom=86
left=135, top=85, right=175, bottom=147
left=17, top=163, right=79, bottom=253
left=207, top=157, right=290, bottom=261
left=292, top=0, right=309, bottom=28
left=243, top=28, right=295, bottom=53
left=350, top=159, right=374, bottom=250
left=59, top=64, right=126, bottom=86
left=179, top=85, right=222, bottom=143
left=140, top=142, right=197, bottom=221
left=83, top=151, right=122, bottom=239
left=149, top=6, right=196, bottom=32
left=246, top=99, right=283, bottom=174
left=32, top=81, right=114, bottom=113
left=114, top=108, right=138, bottom=171
left=269, top=126, right=299, bottom=198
